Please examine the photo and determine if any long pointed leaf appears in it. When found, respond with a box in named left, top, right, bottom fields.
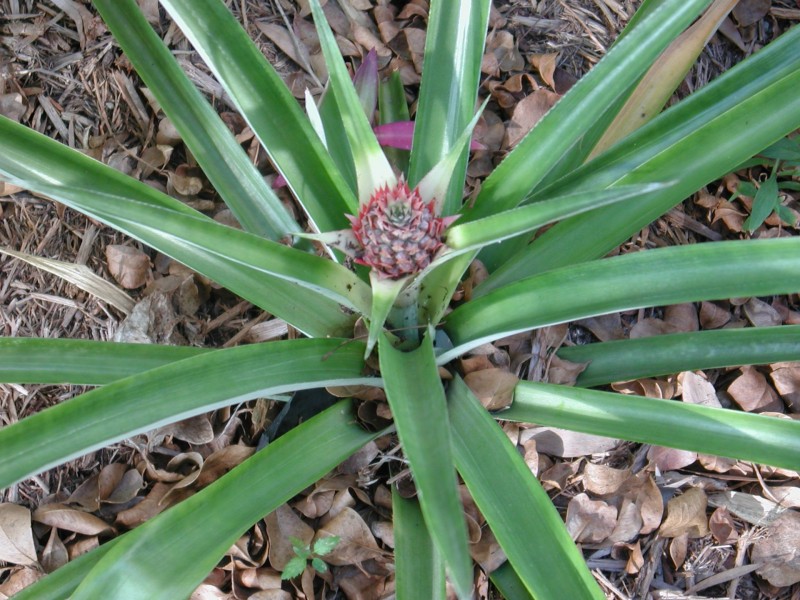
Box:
left=92, top=0, right=298, bottom=240
left=560, top=326, right=800, bottom=387
left=0, top=117, right=368, bottom=337
left=449, top=377, right=604, bottom=599
left=0, top=338, right=372, bottom=488
left=309, top=0, right=394, bottom=205
left=393, top=489, right=446, bottom=600
left=507, top=382, right=800, bottom=471
left=441, top=238, right=800, bottom=363
left=379, top=333, right=473, bottom=600
left=409, top=0, right=490, bottom=214
left=72, top=401, right=378, bottom=599
left=480, top=25, right=800, bottom=291
left=159, top=0, right=357, bottom=229
left=0, top=338, right=207, bottom=385
left=463, top=0, right=711, bottom=222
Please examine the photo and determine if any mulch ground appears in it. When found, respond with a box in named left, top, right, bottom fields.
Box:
left=1, top=1, right=800, bottom=598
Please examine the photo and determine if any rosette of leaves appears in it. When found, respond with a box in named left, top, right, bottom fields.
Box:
left=1, top=0, right=800, bottom=598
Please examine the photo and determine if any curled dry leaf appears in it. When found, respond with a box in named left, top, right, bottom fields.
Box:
left=68, top=463, right=142, bottom=511
left=0, top=503, right=38, bottom=566
left=105, top=244, right=151, bottom=289
left=659, top=487, right=709, bottom=538
left=41, top=526, right=68, bottom=573
left=32, top=504, right=115, bottom=536
left=583, top=463, right=631, bottom=496
left=709, top=506, right=739, bottom=544
left=751, top=510, right=800, bottom=587
left=565, top=493, right=618, bottom=544
left=115, top=482, right=173, bottom=528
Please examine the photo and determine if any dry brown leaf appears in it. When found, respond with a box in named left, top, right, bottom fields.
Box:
left=529, top=53, right=559, bottom=89
left=565, top=493, right=618, bottom=544
left=664, top=303, right=700, bottom=332
left=265, top=504, right=314, bottom=571
left=521, top=427, right=621, bottom=458
left=606, top=498, right=643, bottom=544
left=0, top=93, right=26, bottom=122
left=699, top=301, right=731, bottom=329
left=679, top=371, right=721, bottom=408
left=68, top=464, right=142, bottom=511
left=105, top=244, right=150, bottom=289
left=236, top=567, right=282, bottom=591
left=769, top=486, right=800, bottom=509
left=246, top=590, right=292, bottom=600
left=727, top=365, right=783, bottom=412
left=190, top=584, right=237, bottom=600
left=648, top=446, right=697, bottom=471
left=115, top=482, right=173, bottom=528
left=743, top=297, right=783, bottom=327
left=659, top=487, right=709, bottom=538
left=709, top=506, right=739, bottom=544
left=469, top=524, right=505, bottom=572
left=770, top=363, right=800, bottom=411
left=32, top=504, right=115, bottom=536
left=629, top=317, right=681, bottom=338
left=171, top=165, right=204, bottom=196
left=576, top=314, right=625, bottom=341
left=546, top=355, right=587, bottom=386
left=669, top=532, right=689, bottom=569
left=612, top=378, right=677, bottom=399
left=708, top=490, right=788, bottom=526
left=371, top=520, right=394, bottom=549
left=0, top=567, right=43, bottom=598
left=612, top=541, right=644, bottom=575
left=732, top=0, right=771, bottom=26
left=696, top=454, right=739, bottom=473
left=752, top=510, right=800, bottom=586
left=195, top=445, right=255, bottom=488
left=0, top=503, right=38, bottom=566
left=40, top=527, right=68, bottom=573
left=504, top=89, right=560, bottom=149
left=583, top=463, right=631, bottom=496
left=314, top=507, right=383, bottom=566
left=463, top=367, right=518, bottom=411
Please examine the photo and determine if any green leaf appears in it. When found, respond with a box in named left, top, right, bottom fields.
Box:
left=448, top=377, right=604, bottom=600
left=0, top=338, right=207, bottom=385
left=379, top=72, right=411, bottom=174
left=409, top=0, right=491, bottom=214
left=92, top=0, right=299, bottom=240
left=463, top=0, right=711, bottom=222
left=480, top=24, right=800, bottom=290
left=158, top=0, right=357, bottom=230
left=743, top=173, right=779, bottom=232
left=282, top=557, right=308, bottom=580
left=379, top=333, right=472, bottom=600
left=559, top=325, right=800, bottom=388
left=72, top=401, right=378, bottom=598
left=507, top=382, right=800, bottom=471
left=311, top=557, right=328, bottom=573
left=489, top=562, right=535, bottom=600
left=441, top=238, right=800, bottom=363
left=393, top=489, right=446, bottom=600
left=312, top=536, right=340, bottom=557
left=0, top=116, right=368, bottom=337
left=0, top=338, right=372, bottom=488
left=445, top=183, right=668, bottom=251
left=12, top=540, right=118, bottom=600
left=309, top=0, right=394, bottom=205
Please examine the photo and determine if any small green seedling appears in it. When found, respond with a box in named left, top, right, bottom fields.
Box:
left=736, top=135, right=800, bottom=231
left=281, top=535, right=340, bottom=580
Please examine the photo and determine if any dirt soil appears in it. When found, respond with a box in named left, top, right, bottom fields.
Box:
left=1, top=0, right=800, bottom=598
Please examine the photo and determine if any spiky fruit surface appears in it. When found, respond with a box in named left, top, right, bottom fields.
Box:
left=350, top=179, right=449, bottom=279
